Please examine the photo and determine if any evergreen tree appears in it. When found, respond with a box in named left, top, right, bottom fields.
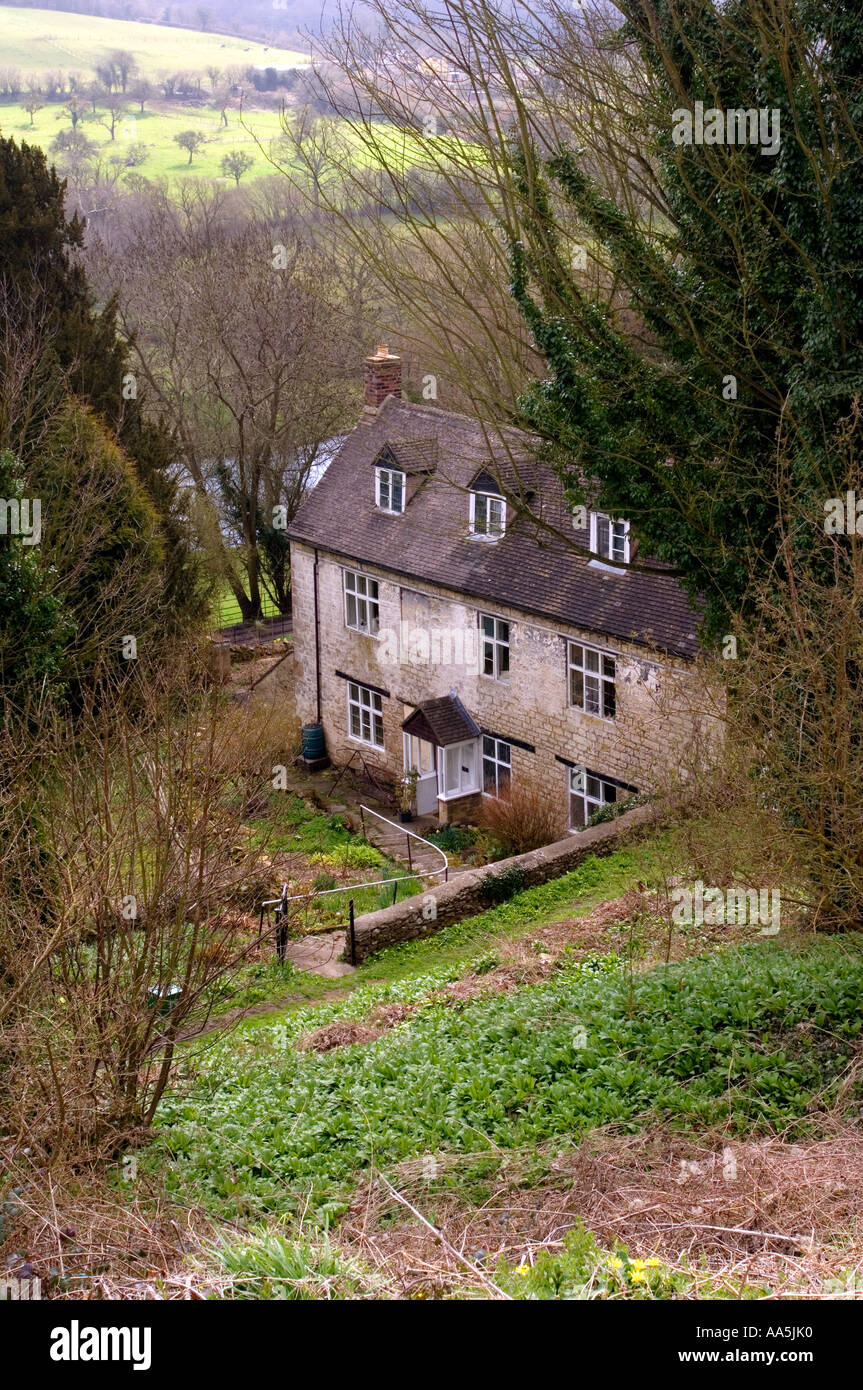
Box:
left=0, top=135, right=207, bottom=638
left=508, top=0, right=863, bottom=641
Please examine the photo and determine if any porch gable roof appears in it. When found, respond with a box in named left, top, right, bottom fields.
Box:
left=401, top=692, right=481, bottom=747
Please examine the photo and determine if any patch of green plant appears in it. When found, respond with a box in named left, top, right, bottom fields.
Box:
left=210, top=1226, right=380, bottom=1299
left=308, top=843, right=383, bottom=871
left=478, top=865, right=526, bottom=905
left=498, top=1223, right=766, bottom=1300
left=426, top=824, right=477, bottom=854
left=586, top=793, right=653, bottom=828
left=153, top=940, right=863, bottom=1226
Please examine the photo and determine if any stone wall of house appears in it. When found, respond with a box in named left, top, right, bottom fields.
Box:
left=348, top=800, right=654, bottom=961
left=289, top=539, right=720, bottom=821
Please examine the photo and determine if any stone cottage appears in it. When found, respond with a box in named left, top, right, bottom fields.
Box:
left=287, top=346, right=708, bottom=828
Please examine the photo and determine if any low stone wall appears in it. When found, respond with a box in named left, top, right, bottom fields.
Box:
left=349, top=800, right=655, bottom=962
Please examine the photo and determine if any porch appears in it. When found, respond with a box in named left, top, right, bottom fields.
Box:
left=401, top=692, right=486, bottom=825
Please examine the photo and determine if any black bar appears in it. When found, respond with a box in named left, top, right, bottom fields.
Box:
left=334, top=669, right=391, bottom=699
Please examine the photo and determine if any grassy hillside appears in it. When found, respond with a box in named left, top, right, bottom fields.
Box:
left=1, top=97, right=427, bottom=186
left=137, top=841, right=863, bottom=1298
left=0, top=5, right=308, bottom=76
left=2, top=97, right=289, bottom=180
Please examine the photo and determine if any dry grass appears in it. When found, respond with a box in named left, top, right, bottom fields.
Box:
left=340, top=1124, right=863, bottom=1299
left=0, top=1156, right=226, bottom=1300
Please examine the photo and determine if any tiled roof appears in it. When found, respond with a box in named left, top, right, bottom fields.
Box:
left=402, top=693, right=482, bottom=747
left=289, top=397, right=700, bottom=659
left=377, top=438, right=439, bottom=474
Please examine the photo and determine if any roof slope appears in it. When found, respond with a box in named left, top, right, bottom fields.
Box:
left=402, top=693, right=482, bottom=747
left=289, top=397, right=700, bottom=659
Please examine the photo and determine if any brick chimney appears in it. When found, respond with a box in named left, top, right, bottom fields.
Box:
left=364, top=344, right=402, bottom=409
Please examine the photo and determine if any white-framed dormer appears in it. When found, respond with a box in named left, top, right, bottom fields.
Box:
left=469, top=490, right=506, bottom=540
left=375, top=465, right=406, bottom=514
left=589, top=511, right=630, bottom=564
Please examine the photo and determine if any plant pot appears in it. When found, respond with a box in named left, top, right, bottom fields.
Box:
left=399, top=810, right=414, bottom=822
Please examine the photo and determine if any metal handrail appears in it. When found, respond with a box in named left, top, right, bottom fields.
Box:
left=259, top=862, right=444, bottom=914
left=358, top=803, right=449, bottom=878
left=259, top=816, right=448, bottom=913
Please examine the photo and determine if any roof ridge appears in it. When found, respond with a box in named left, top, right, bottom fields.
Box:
left=378, top=393, right=528, bottom=441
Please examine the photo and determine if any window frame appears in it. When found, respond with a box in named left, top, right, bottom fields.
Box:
left=438, top=739, right=480, bottom=799
left=346, top=680, right=384, bottom=749
left=375, top=466, right=406, bottom=515
left=469, top=490, right=506, bottom=540
left=589, top=511, right=630, bottom=564
left=569, top=767, right=618, bottom=830
left=343, top=568, right=380, bottom=636
left=568, top=641, right=616, bottom=720
left=482, top=735, right=512, bottom=799
left=479, top=613, right=510, bottom=681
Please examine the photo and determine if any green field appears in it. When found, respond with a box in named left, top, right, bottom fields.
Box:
left=1, top=97, right=437, bottom=185
left=1, top=96, right=292, bottom=180
left=0, top=6, right=309, bottom=77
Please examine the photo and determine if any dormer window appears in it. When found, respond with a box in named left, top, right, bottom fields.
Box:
left=590, top=512, right=630, bottom=564
left=470, top=491, right=506, bottom=540
left=376, top=466, right=405, bottom=514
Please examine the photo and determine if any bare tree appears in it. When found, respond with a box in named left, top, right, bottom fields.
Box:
left=61, top=94, right=88, bottom=129
left=94, top=186, right=372, bottom=619
left=97, top=92, right=128, bottom=141
left=109, top=49, right=138, bottom=94
left=128, top=77, right=152, bottom=114
left=0, top=665, right=293, bottom=1159
left=173, top=129, right=207, bottom=164
left=221, top=149, right=254, bottom=185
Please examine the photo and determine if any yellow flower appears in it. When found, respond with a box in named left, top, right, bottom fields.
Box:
left=646, top=1258, right=661, bottom=1267
left=630, top=1270, right=646, bottom=1283
left=630, top=1259, right=646, bottom=1270
left=606, top=1256, right=624, bottom=1270
left=516, top=1265, right=529, bottom=1276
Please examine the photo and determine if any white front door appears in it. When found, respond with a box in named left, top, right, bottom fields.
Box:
left=404, top=733, right=438, bottom=815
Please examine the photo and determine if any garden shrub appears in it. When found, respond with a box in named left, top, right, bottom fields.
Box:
left=477, top=864, right=526, bottom=905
